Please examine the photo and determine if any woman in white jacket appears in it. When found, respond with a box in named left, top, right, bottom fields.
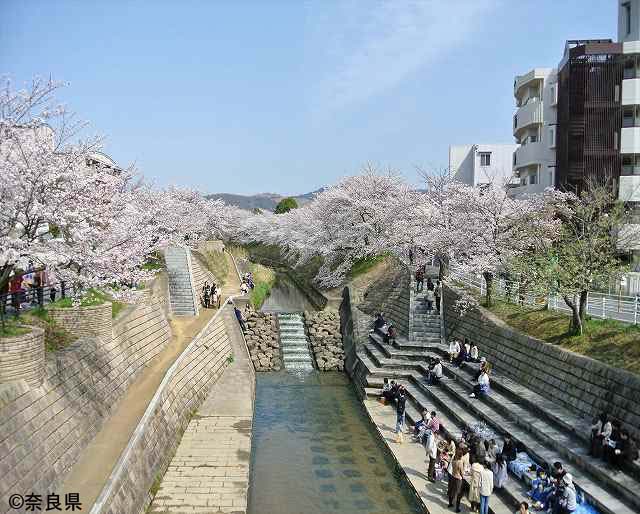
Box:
left=479, top=462, right=494, bottom=514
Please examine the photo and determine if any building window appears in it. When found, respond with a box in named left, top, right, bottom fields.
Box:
left=623, top=105, right=640, bottom=127
left=624, top=2, right=632, bottom=36
left=615, top=131, right=619, bottom=151
left=479, top=152, right=491, bottom=167
left=513, top=152, right=517, bottom=166
left=549, top=84, right=557, bottom=105
left=625, top=56, right=637, bottom=79
left=622, top=154, right=640, bottom=175
left=549, top=126, right=556, bottom=148
left=615, top=84, right=620, bottom=103
left=513, top=114, right=518, bottom=129
left=530, top=172, right=538, bottom=185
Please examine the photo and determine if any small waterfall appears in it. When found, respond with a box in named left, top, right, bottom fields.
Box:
left=277, top=313, right=315, bottom=371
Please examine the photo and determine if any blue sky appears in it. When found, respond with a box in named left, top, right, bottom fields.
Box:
left=1, top=0, right=616, bottom=195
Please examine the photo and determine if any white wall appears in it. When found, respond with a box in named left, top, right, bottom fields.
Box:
left=449, top=144, right=517, bottom=187
left=619, top=0, right=640, bottom=43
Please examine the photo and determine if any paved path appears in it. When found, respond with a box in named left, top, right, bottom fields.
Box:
left=60, top=251, right=243, bottom=510
left=363, top=399, right=513, bottom=514
left=149, top=307, right=254, bottom=514
left=59, top=310, right=217, bottom=509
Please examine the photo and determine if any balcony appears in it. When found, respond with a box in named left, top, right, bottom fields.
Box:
left=513, top=99, right=543, bottom=137
left=621, top=127, right=640, bottom=153
left=514, top=68, right=550, bottom=99
left=622, top=78, right=640, bottom=105
left=508, top=181, right=547, bottom=198
left=514, top=141, right=544, bottom=170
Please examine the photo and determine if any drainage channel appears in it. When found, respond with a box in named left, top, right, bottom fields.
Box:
left=247, top=371, right=424, bottom=514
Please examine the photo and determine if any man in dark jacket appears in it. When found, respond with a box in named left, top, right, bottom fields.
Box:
left=234, top=305, right=246, bottom=332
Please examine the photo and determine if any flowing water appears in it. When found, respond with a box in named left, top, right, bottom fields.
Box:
left=261, top=273, right=316, bottom=312
left=248, top=372, right=424, bottom=514
left=277, top=313, right=315, bottom=371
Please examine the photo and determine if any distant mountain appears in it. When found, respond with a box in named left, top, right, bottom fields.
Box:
left=207, top=188, right=325, bottom=212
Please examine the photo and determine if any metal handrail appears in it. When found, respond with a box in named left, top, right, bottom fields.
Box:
left=452, top=270, right=640, bottom=325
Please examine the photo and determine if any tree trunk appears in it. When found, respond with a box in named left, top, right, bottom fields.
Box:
left=483, top=272, right=494, bottom=307
left=438, top=254, right=450, bottom=281
left=563, top=294, right=583, bottom=335
left=578, top=290, right=588, bottom=327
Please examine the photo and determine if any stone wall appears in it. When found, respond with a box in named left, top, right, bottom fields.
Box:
left=0, top=278, right=172, bottom=512
left=91, top=305, right=234, bottom=514
left=190, top=250, right=218, bottom=299
left=357, top=260, right=410, bottom=336
left=48, top=302, right=112, bottom=341
left=0, top=328, right=45, bottom=387
left=339, top=286, right=373, bottom=377
left=244, top=310, right=281, bottom=371
left=304, top=310, right=345, bottom=371
left=443, top=285, right=640, bottom=441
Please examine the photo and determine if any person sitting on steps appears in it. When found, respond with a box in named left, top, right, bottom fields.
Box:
left=448, top=339, right=460, bottom=362
left=469, top=343, right=479, bottom=362
left=384, top=323, right=397, bottom=344
left=453, top=342, right=468, bottom=368
left=426, top=357, right=443, bottom=385
left=470, top=367, right=490, bottom=398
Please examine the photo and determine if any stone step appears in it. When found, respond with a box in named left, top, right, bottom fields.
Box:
left=363, top=378, right=527, bottom=513
left=357, top=351, right=639, bottom=514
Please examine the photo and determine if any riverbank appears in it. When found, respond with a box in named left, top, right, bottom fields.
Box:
left=363, top=398, right=516, bottom=514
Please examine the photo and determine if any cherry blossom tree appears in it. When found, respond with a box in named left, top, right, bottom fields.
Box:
left=0, top=77, right=230, bottom=307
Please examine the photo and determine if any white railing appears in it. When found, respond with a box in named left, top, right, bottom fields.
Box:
left=451, top=271, right=640, bottom=325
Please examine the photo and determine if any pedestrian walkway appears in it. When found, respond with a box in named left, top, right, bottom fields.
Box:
left=60, top=252, right=242, bottom=510
left=363, top=399, right=513, bottom=514
left=148, top=307, right=254, bottom=513
left=59, top=310, right=217, bottom=509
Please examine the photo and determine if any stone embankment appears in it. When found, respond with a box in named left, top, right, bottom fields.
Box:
left=244, top=310, right=281, bottom=371
left=304, top=310, right=345, bottom=371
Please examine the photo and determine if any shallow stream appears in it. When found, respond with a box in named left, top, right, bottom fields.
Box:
left=247, top=372, right=423, bottom=514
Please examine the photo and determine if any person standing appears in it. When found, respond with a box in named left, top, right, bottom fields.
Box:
left=425, top=430, right=437, bottom=482
left=395, top=388, right=407, bottom=443
left=469, top=460, right=483, bottom=512
left=447, top=449, right=464, bottom=512
left=234, top=305, right=246, bottom=332
left=492, top=454, right=508, bottom=489
left=558, top=474, right=577, bottom=514
left=425, top=288, right=435, bottom=312
left=434, top=280, right=441, bottom=313
left=479, top=462, right=494, bottom=514
left=415, top=268, right=424, bottom=292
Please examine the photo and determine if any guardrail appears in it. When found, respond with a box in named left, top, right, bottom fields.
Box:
left=1, top=281, right=69, bottom=328
left=452, top=271, right=640, bottom=325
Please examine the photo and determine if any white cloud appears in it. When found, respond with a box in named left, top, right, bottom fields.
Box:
left=307, top=0, right=498, bottom=116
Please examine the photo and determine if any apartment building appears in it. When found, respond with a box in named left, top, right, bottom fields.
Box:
left=449, top=144, right=518, bottom=187
left=510, top=68, right=558, bottom=196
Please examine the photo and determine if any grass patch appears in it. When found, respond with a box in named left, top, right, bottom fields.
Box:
left=0, top=309, right=76, bottom=351
left=200, top=249, right=230, bottom=286
left=484, top=299, right=640, bottom=375
left=349, top=255, right=387, bottom=279
left=248, top=263, right=276, bottom=309
left=48, top=288, right=125, bottom=319
left=0, top=317, right=31, bottom=337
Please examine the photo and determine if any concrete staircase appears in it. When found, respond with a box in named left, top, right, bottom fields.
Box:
left=165, top=246, right=197, bottom=316
left=277, top=313, right=315, bottom=371
left=353, top=329, right=640, bottom=514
